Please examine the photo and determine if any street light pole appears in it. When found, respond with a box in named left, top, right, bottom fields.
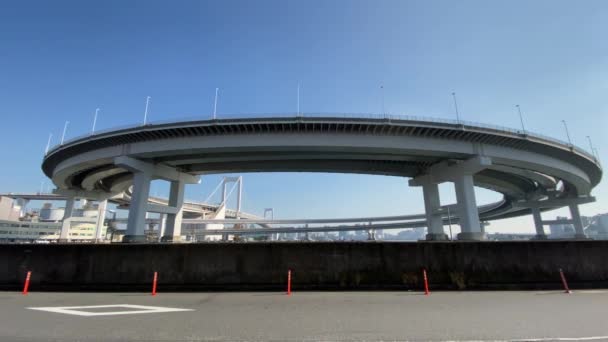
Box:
left=381, top=85, right=385, bottom=115
left=451, top=92, right=461, bottom=124
left=586, top=136, right=597, bottom=159
left=61, top=121, right=70, bottom=145
left=297, top=83, right=300, bottom=116
left=143, top=96, right=151, bottom=125
left=91, top=108, right=100, bottom=134
left=561, top=120, right=572, bottom=146
left=213, top=88, right=219, bottom=119
left=45, top=133, right=53, bottom=154
left=515, top=105, right=526, bottom=134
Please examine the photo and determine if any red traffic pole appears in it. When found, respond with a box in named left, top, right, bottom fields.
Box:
left=151, top=271, right=158, bottom=296
left=422, top=269, right=430, bottom=296
left=22, top=271, right=32, bottom=295
left=287, top=269, right=292, bottom=296
left=559, top=268, right=572, bottom=294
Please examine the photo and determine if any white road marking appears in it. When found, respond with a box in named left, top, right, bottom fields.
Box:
left=27, top=304, right=194, bottom=316
left=438, top=337, right=608, bottom=342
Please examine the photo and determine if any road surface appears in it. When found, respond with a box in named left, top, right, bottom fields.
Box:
left=0, top=291, right=606, bottom=341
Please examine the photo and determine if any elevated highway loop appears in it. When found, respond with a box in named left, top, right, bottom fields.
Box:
left=41, top=114, right=602, bottom=242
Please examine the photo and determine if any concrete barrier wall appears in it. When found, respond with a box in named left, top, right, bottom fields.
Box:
left=1, top=241, right=608, bottom=291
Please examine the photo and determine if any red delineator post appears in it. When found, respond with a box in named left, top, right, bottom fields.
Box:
left=287, top=269, right=292, bottom=296
left=151, top=271, right=158, bottom=296
left=559, top=268, right=572, bottom=294
left=422, top=269, right=430, bottom=296
left=22, top=271, right=31, bottom=295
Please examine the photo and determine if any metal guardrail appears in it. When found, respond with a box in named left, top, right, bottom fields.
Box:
left=46, top=112, right=598, bottom=164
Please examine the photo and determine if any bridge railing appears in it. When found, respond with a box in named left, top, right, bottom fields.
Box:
left=47, top=112, right=598, bottom=163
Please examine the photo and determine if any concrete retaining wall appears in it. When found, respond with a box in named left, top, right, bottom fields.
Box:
left=1, top=241, right=608, bottom=291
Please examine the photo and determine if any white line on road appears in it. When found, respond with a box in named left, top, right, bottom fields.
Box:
left=27, top=304, right=194, bottom=317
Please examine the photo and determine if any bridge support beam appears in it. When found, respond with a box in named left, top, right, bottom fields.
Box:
left=422, top=182, right=448, bottom=241
left=454, top=174, right=486, bottom=241
left=531, top=207, right=547, bottom=240
left=410, top=156, right=490, bottom=241
left=162, top=180, right=185, bottom=242
left=514, top=197, right=593, bottom=240
left=569, top=204, right=587, bottom=239
left=114, top=156, right=199, bottom=243
left=123, top=171, right=151, bottom=243
left=59, top=197, right=76, bottom=241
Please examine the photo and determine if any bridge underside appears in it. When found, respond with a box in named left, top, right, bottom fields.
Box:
left=40, top=117, right=602, bottom=242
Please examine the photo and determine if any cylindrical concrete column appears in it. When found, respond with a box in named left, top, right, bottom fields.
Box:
left=59, top=197, right=76, bottom=241
left=162, top=180, right=185, bottom=242
left=422, top=182, right=448, bottom=241
left=569, top=204, right=587, bottom=239
left=454, top=174, right=485, bottom=240
left=123, top=171, right=151, bottom=242
left=158, top=213, right=167, bottom=242
left=531, top=207, right=547, bottom=239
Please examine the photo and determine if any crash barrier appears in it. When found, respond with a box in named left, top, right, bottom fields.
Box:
left=2, top=241, right=607, bottom=291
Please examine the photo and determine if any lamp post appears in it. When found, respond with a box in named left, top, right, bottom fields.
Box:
left=143, top=96, right=151, bottom=125
left=44, top=133, right=53, bottom=154
left=561, top=120, right=572, bottom=146
left=451, top=92, right=461, bottom=124
left=515, top=105, right=526, bottom=134
left=213, top=88, right=219, bottom=119
left=381, top=85, right=385, bottom=115
left=60, top=121, right=70, bottom=145
left=91, top=108, right=100, bottom=134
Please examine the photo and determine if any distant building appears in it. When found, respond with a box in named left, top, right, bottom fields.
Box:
left=549, top=216, right=575, bottom=239
left=0, top=196, right=20, bottom=221
left=0, top=200, right=107, bottom=242
left=584, top=213, right=608, bottom=240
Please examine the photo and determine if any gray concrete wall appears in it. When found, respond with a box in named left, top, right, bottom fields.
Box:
left=2, top=241, right=608, bottom=291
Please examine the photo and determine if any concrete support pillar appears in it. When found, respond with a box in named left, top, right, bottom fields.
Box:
left=531, top=207, right=547, bottom=239
left=569, top=204, right=587, bottom=239
left=236, top=177, right=242, bottom=218
left=422, top=182, right=448, bottom=241
left=454, top=174, right=485, bottom=240
left=94, top=199, right=108, bottom=242
left=158, top=214, right=167, bottom=242
left=123, top=171, right=151, bottom=243
left=59, top=197, right=76, bottom=241
left=162, top=180, right=185, bottom=242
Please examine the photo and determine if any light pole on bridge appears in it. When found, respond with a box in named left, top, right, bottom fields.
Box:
left=561, top=120, right=572, bottom=146
left=515, top=105, right=526, bottom=134
left=451, top=92, right=461, bottom=124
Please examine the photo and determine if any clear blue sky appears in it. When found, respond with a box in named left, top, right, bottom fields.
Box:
left=0, top=0, right=606, bottom=234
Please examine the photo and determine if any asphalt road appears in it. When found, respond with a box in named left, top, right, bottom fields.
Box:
left=0, top=290, right=607, bottom=341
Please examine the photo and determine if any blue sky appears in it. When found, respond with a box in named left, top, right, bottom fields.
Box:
left=0, top=0, right=606, bottom=234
